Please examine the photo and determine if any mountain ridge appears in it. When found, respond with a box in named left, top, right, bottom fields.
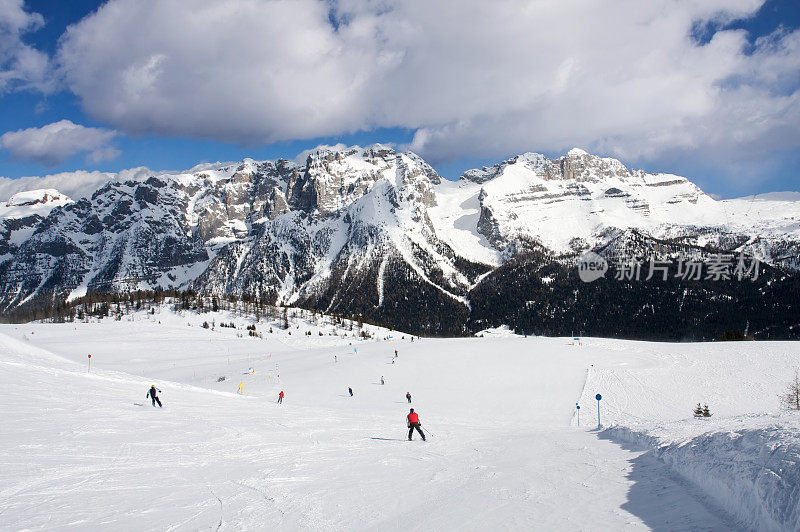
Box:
left=1, top=145, right=798, bottom=337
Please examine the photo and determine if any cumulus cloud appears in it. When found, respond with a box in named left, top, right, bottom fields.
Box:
left=0, top=120, right=120, bottom=166
left=57, top=0, right=373, bottom=142
left=53, top=0, right=800, bottom=176
left=0, top=0, right=54, bottom=94
left=0, top=166, right=153, bottom=202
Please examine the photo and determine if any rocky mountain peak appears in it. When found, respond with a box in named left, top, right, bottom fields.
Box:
left=566, top=147, right=589, bottom=157
left=0, top=147, right=796, bottom=326
left=461, top=149, right=633, bottom=185
left=552, top=150, right=631, bottom=182
left=284, top=144, right=441, bottom=214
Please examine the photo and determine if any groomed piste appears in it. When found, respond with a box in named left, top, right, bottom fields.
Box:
left=1, top=308, right=798, bottom=530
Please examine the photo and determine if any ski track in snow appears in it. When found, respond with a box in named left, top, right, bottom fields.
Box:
left=1, top=311, right=798, bottom=530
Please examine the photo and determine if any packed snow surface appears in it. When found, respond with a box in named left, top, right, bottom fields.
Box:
left=1, top=310, right=799, bottom=530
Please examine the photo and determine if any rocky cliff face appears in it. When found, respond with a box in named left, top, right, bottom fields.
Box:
left=0, top=189, right=74, bottom=268
left=0, top=146, right=798, bottom=334
left=0, top=147, right=485, bottom=333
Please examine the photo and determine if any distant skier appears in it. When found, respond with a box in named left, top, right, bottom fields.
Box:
left=278, top=390, right=284, bottom=404
left=381, top=376, right=385, bottom=385
left=348, top=387, right=353, bottom=397
left=407, top=408, right=426, bottom=441
left=406, top=392, right=411, bottom=403
left=334, top=355, right=337, bottom=363
left=394, top=350, right=398, bottom=358
left=147, top=385, right=162, bottom=408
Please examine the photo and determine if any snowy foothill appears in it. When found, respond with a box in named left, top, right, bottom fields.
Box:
left=1, top=308, right=799, bottom=530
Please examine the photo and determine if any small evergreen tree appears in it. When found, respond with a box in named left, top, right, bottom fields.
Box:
left=693, top=403, right=703, bottom=417
left=702, top=404, right=712, bottom=417
left=781, top=369, right=800, bottom=410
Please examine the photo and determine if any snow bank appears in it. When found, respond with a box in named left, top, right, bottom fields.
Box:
left=604, top=414, right=800, bottom=532
left=474, top=325, right=521, bottom=337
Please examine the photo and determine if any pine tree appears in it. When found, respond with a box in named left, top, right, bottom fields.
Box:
left=702, top=404, right=712, bottom=417
left=693, top=403, right=703, bottom=417
left=782, top=370, right=800, bottom=410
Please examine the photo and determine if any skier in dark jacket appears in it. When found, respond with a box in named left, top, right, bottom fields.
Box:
left=407, top=409, right=426, bottom=441
left=348, top=387, right=353, bottom=397
left=406, top=392, right=412, bottom=403
left=147, top=385, right=162, bottom=407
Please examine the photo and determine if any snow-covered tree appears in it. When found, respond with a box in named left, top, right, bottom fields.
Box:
left=693, top=403, right=703, bottom=417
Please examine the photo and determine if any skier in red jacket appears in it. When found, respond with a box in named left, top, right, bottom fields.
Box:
left=407, top=408, right=426, bottom=441
left=277, top=390, right=284, bottom=404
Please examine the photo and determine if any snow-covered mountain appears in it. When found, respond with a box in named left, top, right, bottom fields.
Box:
left=0, top=189, right=73, bottom=264
left=0, top=146, right=798, bottom=331
left=436, top=148, right=799, bottom=265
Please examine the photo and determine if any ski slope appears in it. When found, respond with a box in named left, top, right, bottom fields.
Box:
left=1, top=310, right=798, bottom=530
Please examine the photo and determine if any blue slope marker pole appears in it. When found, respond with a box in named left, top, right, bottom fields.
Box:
left=576, top=403, right=580, bottom=427
left=595, top=394, right=602, bottom=429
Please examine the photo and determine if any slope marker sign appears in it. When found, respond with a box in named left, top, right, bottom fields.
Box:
left=595, top=394, right=602, bottom=429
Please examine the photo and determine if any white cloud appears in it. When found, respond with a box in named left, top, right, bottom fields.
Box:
left=0, top=120, right=120, bottom=166
left=53, top=0, right=800, bottom=177
left=0, top=0, right=54, bottom=94
left=0, top=166, right=153, bottom=202
left=57, top=0, right=373, bottom=142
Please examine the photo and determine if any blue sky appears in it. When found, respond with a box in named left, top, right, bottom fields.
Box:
left=0, top=0, right=798, bottom=198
